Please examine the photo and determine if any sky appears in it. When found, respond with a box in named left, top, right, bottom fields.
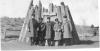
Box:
left=0, top=0, right=98, bottom=26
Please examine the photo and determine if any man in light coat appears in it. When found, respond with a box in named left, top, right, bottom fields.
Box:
left=61, top=16, right=72, bottom=46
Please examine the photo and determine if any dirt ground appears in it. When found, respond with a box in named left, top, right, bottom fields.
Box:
left=1, top=36, right=99, bottom=50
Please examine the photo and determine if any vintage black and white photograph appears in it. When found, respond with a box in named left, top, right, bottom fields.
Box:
left=0, top=0, right=99, bottom=50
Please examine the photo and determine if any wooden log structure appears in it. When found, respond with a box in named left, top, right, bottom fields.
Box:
left=19, top=0, right=80, bottom=43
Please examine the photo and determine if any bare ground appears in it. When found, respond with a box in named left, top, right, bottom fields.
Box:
left=1, top=36, right=99, bottom=50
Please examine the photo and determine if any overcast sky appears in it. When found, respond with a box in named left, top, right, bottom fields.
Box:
left=0, top=0, right=98, bottom=26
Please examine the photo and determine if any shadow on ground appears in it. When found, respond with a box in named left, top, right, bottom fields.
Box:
left=77, top=40, right=97, bottom=45
left=58, top=40, right=98, bottom=46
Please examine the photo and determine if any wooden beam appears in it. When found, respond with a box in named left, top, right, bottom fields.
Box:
left=56, top=6, right=62, bottom=22
left=42, top=12, right=56, bottom=16
left=61, top=3, right=66, bottom=19
left=35, top=5, right=39, bottom=21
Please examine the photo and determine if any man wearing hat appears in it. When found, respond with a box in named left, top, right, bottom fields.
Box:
left=37, top=17, right=46, bottom=46
left=53, top=18, right=62, bottom=46
left=45, top=17, right=54, bottom=46
left=28, top=16, right=39, bottom=46
left=61, top=16, right=72, bottom=46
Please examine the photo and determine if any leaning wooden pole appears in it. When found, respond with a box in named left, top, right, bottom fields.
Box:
left=36, top=0, right=42, bottom=21
left=34, top=5, right=38, bottom=21
left=56, top=6, right=62, bottom=22
left=38, top=0, right=42, bottom=18
left=65, top=6, right=80, bottom=44
left=18, top=0, right=33, bottom=42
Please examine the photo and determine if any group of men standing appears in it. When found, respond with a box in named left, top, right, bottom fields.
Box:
left=28, top=15, right=73, bottom=46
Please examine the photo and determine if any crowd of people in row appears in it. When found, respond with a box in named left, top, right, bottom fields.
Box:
left=28, top=15, right=73, bottom=46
